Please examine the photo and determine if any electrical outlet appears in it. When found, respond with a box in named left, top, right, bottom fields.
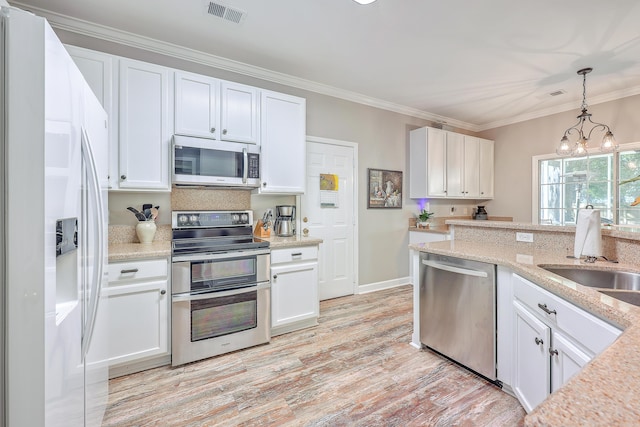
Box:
left=516, top=232, right=534, bottom=243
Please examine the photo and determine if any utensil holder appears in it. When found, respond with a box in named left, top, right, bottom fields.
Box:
left=136, top=221, right=157, bottom=244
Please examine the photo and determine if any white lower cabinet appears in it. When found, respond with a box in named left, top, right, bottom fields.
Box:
left=270, top=246, right=319, bottom=336
left=509, top=273, right=621, bottom=413
left=106, top=258, right=170, bottom=377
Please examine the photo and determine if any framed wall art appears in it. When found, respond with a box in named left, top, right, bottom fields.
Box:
left=367, top=168, right=402, bottom=208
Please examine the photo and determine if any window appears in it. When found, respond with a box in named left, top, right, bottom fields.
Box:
left=534, top=142, right=640, bottom=226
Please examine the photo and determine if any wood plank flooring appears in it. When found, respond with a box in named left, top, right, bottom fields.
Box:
left=103, top=285, right=525, bottom=426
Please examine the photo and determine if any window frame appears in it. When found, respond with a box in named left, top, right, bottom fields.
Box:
left=532, top=141, right=640, bottom=224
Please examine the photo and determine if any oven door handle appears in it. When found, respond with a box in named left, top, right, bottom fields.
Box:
left=172, top=248, right=270, bottom=262
left=172, top=286, right=259, bottom=302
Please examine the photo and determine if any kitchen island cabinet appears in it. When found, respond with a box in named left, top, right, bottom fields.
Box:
left=410, top=230, right=640, bottom=426
left=105, top=257, right=170, bottom=378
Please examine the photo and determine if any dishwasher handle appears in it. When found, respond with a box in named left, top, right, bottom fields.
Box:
left=422, top=259, right=489, bottom=278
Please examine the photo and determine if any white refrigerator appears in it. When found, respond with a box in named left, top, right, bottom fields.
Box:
left=1, top=5, right=109, bottom=426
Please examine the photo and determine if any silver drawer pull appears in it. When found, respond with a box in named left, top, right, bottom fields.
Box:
left=537, top=303, right=557, bottom=316
left=291, top=252, right=302, bottom=257
left=120, top=268, right=139, bottom=274
left=535, top=337, right=543, bottom=346
left=549, top=348, right=559, bottom=356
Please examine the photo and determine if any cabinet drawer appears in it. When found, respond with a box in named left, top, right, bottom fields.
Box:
left=513, top=274, right=621, bottom=355
left=108, top=259, right=168, bottom=283
left=271, top=246, right=318, bottom=264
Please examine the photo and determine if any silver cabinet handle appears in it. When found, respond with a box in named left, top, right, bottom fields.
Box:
left=262, top=182, right=267, bottom=187
left=120, top=174, right=126, bottom=180
left=273, top=274, right=277, bottom=280
left=120, top=268, right=138, bottom=274
left=160, top=289, right=166, bottom=295
left=535, top=337, right=543, bottom=346
left=549, top=348, right=559, bottom=356
left=222, top=129, right=228, bottom=135
left=291, top=252, right=302, bottom=257
left=537, top=303, right=557, bottom=315
left=210, top=127, right=216, bottom=133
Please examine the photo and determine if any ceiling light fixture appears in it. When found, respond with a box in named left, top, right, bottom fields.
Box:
left=556, top=67, right=617, bottom=157
left=353, top=0, right=377, bottom=4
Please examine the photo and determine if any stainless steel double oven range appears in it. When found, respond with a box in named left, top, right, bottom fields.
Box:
left=171, top=210, right=270, bottom=366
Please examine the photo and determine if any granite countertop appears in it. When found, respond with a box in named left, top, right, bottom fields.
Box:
left=108, top=235, right=323, bottom=261
left=410, top=239, right=640, bottom=425
left=109, top=241, right=171, bottom=262
left=408, top=225, right=451, bottom=234
left=258, top=234, right=323, bottom=249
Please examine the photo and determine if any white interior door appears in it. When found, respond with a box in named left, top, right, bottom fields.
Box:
left=301, top=137, right=357, bottom=300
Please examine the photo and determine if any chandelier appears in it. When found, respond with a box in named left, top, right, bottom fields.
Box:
left=556, top=67, right=618, bottom=157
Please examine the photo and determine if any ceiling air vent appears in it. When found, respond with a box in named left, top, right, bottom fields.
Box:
left=549, top=89, right=566, bottom=97
left=205, top=1, right=246, bottom=24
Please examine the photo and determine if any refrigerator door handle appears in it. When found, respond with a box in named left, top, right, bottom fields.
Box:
left=80, top=127, right=106, bottom=358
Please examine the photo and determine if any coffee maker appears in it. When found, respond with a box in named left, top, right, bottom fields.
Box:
left=274, top=205, right=296, bottom=237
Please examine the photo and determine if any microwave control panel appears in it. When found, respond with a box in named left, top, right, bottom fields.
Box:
left=247, top=153, right=260, bottom=179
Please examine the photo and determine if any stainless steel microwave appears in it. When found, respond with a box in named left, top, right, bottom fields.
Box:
left=172, top=135, right=260, bottom=188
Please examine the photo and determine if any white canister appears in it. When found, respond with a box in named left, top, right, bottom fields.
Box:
left=136, top=221, right=157, bottom=244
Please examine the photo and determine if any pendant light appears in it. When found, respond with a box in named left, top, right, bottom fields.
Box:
left=556, top=68, right=618, bottom=157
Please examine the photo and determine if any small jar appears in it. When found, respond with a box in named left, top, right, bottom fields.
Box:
left=136, top=221, right=157, bottom=244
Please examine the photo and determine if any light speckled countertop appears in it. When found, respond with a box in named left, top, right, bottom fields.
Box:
left=108, top=235, right=322, bottom=261
left=258, top=235, right=323, bottom=249
left=410, top=239, right=640, bottom=426
left=109, top=241, right=171, bottom=262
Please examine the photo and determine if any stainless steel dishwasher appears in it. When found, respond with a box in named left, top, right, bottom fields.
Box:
left=419, top=252, right=497, bottom=381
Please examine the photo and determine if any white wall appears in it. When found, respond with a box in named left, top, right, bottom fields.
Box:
left=480, top=94, right=640, bottom=222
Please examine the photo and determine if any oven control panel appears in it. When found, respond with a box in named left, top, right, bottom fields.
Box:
left=172, top=210, right=253, bottom=228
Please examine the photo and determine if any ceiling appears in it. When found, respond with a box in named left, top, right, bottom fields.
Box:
left=11, top=0, right=640, bottom=131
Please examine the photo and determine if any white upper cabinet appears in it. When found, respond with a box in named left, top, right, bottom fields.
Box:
left=409, top=126, right=494, bottom=200
left=66, top=45, right=117, bottom=188
left=256, top=90, right=306, bottom=194
left=409, top=127, right=447, bottom=198
left=479, top=137, right=494, bottom=198
left=220, top=81, right=259, bottom=144
left=174, top=71, right=219, bottom=140
left=118, top=58, right=173, bottom=191
left=175, top=72, right=259, bottom=144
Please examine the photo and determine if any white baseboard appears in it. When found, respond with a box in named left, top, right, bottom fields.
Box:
left=358, top=276, right=411, bottom=294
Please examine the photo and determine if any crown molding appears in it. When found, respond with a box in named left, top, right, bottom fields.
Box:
left=12, top=2, right=479, bottom=132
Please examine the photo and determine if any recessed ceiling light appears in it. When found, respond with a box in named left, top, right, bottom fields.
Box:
left=353, top=0, right=377, bottom=4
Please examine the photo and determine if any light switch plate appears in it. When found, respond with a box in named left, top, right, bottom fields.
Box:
left=516, top=232, right=534, bottom=243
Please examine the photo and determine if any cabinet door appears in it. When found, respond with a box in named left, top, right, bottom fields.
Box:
left=66, top=45, right=117, bottom=189
left=104, top=279, right=169, bottom=365
left=513, top=301, right=551, bottom=413
left=118, top=59, right=172, bottom=190
left=271, top=261, right=319, bottom=328
left=479, top=138, right=494, bottom=198
left=550, top=331, right=591, bottom=393
left=220, top=81, right=259, bottom=144
left=174, top=71, right=219, bottom=140
left=445, top=131, right=465, bottom=197
left=258, top=90, right=306, bottom=194
left=463, top=136, right=480, bottom=198
left=426, top=128, right=448, bottom=197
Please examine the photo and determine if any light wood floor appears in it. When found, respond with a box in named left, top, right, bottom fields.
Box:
left=103, top=285, right=525, bottom=426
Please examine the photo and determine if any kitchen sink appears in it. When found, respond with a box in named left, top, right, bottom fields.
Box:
left=539, top=265, right=640, bottom=306
left=540, top=266, right=640, bottom=291
left=598, top=290, right=640, bottom=307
